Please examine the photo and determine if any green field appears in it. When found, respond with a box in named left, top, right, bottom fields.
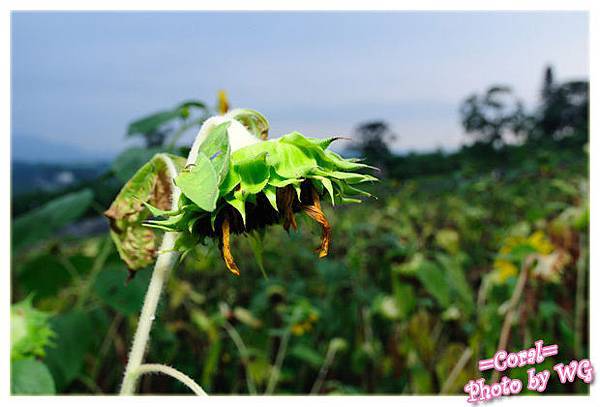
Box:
left=11, top=75, right=589, bottom=395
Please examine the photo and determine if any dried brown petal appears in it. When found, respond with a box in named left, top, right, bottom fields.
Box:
left=302, top=187, right=331, bottom=258
left=220, top=217, right=241, bottom=275
left=277, top=185, right=298, bottom=231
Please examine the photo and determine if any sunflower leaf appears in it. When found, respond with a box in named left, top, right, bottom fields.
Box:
left=198, top=121, right=231, bottom=184
left=175, top=152, right=219, bottom=212
left=104, top=153, right=185, bottom=271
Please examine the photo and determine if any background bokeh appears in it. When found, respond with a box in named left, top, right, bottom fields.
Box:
left=11, top=12, right=589, bottom=395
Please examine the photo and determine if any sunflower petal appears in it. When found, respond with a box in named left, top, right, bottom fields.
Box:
left=220, top=217, right=240, bottom=275
left=302, top=187, right=331, bottom=258
left=277, top=185, right=298, bottom=231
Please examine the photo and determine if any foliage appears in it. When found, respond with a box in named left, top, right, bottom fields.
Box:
left=104, top=153, right=186, bottom=272
left=11, top=359, right=56, bottom=395
left=10, top=140, right=588, bottom=394
left=11, top=298, right=54, bottom=361
left=127, top=100, right=209, bottom=148
left=12, top=189, right=94, bottom=253
left=10, top=299, right=56, bottom=394
left=10, top=78, right=589, bottom=395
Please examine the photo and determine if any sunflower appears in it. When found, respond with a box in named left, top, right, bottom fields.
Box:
left=491, top=231, right=555, bottom=284
left=105, top=109, right=377, bottom=277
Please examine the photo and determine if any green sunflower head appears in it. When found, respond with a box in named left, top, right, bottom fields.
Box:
left=106, top=109, right=378, bottom=276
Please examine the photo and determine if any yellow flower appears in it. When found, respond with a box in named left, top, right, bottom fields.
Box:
left=527, top=231, right=553, bottom=254
left=491, top=231, right=554, bottom=284
left=291, top=315, right=318, bottom=336
left=291, top=324, right=305, bottom=336
left=492, top=259, right=519, bottom=283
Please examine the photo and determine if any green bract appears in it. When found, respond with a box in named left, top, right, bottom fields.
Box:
left=106, top=109, right=377, bottom=276
left=11, top=298, right=54, bottom=361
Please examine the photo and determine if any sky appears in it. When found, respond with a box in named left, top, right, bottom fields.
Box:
left=11, top=11, right=589, bottom=161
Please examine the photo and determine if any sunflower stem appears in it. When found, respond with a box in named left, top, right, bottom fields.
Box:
left=120, top=233, right=181, bottom=395
left=130, top=363, right=208, bottom=396
left=119, top=154, right=204, bottom=395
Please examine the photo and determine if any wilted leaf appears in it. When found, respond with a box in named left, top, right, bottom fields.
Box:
left=105, top=153, right=185, bottom=272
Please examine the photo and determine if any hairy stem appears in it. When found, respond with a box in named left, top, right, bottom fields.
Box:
left=119, top=153, right=199, bottom=395
left=134, top=364, right=208, bottom=396
left=120, top=232, right=180, bottom=395
left=118, top=111, right=251, bottom=395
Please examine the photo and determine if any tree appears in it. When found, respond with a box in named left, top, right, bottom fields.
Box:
left=541, top=65, right=554, bottom=101
left=460, top=86, right=531, bottom=148
left=349, top=121, right=396, bottom=171
left=537, top=65, right=589, bottom=141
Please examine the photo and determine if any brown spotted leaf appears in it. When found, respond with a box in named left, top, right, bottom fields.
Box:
left=104, top=153, right=186, bottom=273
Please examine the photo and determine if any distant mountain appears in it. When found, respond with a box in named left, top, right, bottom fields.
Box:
left=11, top=133, right=116, bottom=164
left=11, top=160, right=109, bottom=195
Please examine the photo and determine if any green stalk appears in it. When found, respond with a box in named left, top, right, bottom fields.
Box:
left=119, top=153, right=205, bottom=395
left=265, top=328, right=291, bottom=395
left=222, top=319, right=258, bottom=394
left=491, top=257, right=531, bottom=383
left=134, top=364, right=208, bottom=396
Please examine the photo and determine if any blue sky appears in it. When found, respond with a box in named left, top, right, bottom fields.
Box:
left=11, top=11, right=588, bottom=161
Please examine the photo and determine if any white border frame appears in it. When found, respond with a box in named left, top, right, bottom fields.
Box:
left=1, top=1, right=596, bottom=406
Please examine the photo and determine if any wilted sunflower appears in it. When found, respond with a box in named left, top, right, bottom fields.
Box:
left=105, top=109, right=377, bottom=277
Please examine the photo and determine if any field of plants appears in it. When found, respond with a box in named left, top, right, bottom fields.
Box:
left=10, top=71, right=589, bottom=395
